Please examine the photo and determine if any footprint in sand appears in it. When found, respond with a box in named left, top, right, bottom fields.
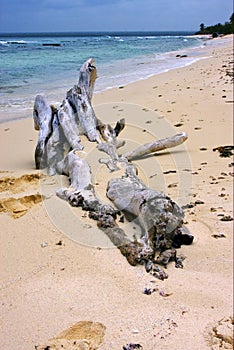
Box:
left=207, top=316, right=234, bottom=350
left=0, top=194, right=44, bottom=218
left=35, top=321, right=106, bottom=350
left=0, top=173, right=45, bottom=218
left=0, top=173, right=43, bottom=193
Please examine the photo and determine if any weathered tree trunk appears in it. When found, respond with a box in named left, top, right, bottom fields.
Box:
left=34, top=58, right=193, bottom=277
left=56, top=150, right=192, bottom=277
left=33, top=58, right=127, bottom=174
left=55, top=151, right=157, bottom=268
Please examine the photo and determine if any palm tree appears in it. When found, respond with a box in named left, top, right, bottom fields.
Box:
left=200, top=23, right=205, bottom=32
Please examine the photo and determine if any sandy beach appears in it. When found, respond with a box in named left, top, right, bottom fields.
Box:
left=0, top=35, right=233, bottom=350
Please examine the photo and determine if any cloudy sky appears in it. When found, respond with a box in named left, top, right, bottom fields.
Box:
left=0, top=0, right=233, bottom=33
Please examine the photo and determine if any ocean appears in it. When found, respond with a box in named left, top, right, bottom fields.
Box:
left=0, top=31, right=209, bottom=123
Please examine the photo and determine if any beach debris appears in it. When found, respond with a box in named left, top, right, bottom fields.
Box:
left=149, top=173, right=157, bottom=179
left=123, top=344, right=143, bottom=350
left=168, top=183, right=178, bottom=188
left=143, top=287, right=158, bottom=295
left=200, top=147, right=207, bottom=151
left=176, top=54, right=188, bottom=58
left=213, top=145, right=234, bottom=158
left=145, top=260, right=153, bottom=273
left=220, top=215, right=233, bottom=222
left=151, top=265, right=168, bottom=280
left=211, top=233, right=226, bottom=239
left=33, top=58, right=194, bottom=278
left=194, top=199, right=205, bottom=205
left=182, top=203, right=195, bottom=209
left=143, top=286, right=173, bottom=298
left=210, top=207, right=217, bottom=212
left=55, top=240, right=63, bottom=245
left=159, top=290, right=173, bottom=297
left=163, top=170, right=177, bottom=174
left=174, top=123, right=183, bottom=127
left=156, top=248, right=176, bottom=267
left=41, top=241, right=48, bottom=248
left=123, top=133, right=187, bottom=161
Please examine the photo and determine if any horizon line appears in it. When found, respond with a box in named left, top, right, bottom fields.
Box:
left=0, top=30, right=197, bottom=36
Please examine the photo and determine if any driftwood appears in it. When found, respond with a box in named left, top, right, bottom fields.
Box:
left=33, top=58, right=193, bottom=278
left=33, top=94, right=53, bottom=169
left=33, top=95, right=65, bottom=175
left=56, top=150, right=192, bottom=278
left=123, top=132, right=188, bottom=160
left=34, top=58, right=125, bottom=173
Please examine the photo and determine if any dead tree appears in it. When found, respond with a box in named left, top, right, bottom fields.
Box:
left=33, top=58, right=193, bottom=277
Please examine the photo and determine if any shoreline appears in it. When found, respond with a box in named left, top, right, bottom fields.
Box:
left=0, top=32, right=230, bottom=124
left=1, top=34, right=231, bottom=124
left=0, top=34, right=233, bottom=350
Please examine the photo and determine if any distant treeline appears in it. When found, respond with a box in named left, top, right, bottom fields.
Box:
left=195, top=13, right=234, bottom=36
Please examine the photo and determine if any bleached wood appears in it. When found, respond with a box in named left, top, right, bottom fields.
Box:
left=34, top=58, right=193, bottom=276
left=123, top=132, right=188, bottom=160
left=33, top=94, right=53, bottom=169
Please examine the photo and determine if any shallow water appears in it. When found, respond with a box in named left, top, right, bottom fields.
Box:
left=0, top=31, right=207, bottom=122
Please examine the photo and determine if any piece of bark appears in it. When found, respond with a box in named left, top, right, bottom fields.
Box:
left=123, top=132, right=188, bottom=160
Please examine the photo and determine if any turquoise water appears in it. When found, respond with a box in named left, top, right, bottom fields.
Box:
left=0, top=32, right=205, bottom=122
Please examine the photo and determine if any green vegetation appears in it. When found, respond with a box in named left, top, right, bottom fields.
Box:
left=195, top=13, right=234, bottom=36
